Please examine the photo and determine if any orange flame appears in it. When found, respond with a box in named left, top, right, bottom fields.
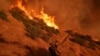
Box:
left=11, top=0, right=58, bottom=29
left=33, top=8, right=58, bottom=29
left=16, top=0, right=33, bottom=20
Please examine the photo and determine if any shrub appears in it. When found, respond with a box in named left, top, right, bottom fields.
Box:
left=9, top=7, right=59, bottom=41
left=0, top=10, right=9, bottom=21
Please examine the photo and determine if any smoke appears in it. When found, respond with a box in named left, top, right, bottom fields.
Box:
left=0, top=0, right=100, bottom=39
left=40, top=0, right=100, bottom=39
left=79, top=0, right=100, bottom=39
left=39, top=0, right=88, bottom=37
left=0, top=0, right=11, bottom=11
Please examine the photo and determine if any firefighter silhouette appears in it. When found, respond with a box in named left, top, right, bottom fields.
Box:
left=49, top=41, right=60, bottom=56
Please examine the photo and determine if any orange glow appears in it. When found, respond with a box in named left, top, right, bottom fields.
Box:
left=11, top=0, right=58, bottom=29
left=40, top=8, right=58, bottom=29
left=33, top=8, right=58, bottom=29
left=16, top=0, right=33, bottom=20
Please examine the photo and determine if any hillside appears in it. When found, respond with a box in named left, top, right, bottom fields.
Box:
left=0, top=6, right=100, bottom=56
left=0, top=6, right=60, bottom=56
left=0, top=0, right=100, bottom=56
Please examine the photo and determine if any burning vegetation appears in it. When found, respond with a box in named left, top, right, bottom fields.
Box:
left=9, top=0, right=59, bottom=40
left=10, top=0, right=58, bottom=29
left=0, top=0, right=100, bottom=56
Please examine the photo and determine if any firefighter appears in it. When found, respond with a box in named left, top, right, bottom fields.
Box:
left=49, top=41, right=60, bottom=56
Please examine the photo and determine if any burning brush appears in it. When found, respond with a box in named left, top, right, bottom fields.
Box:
left=10, top=0, right=58, bottom=29
left=9, top=0, right=59, bottom=40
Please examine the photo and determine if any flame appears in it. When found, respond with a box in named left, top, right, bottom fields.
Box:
left=33, top=8, right=58, bottom=29
left=11, top=0, right=58, bottom=29
left=15, top=0, right=33, bottom=19
left=40, top=8, right=58, bottom=29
